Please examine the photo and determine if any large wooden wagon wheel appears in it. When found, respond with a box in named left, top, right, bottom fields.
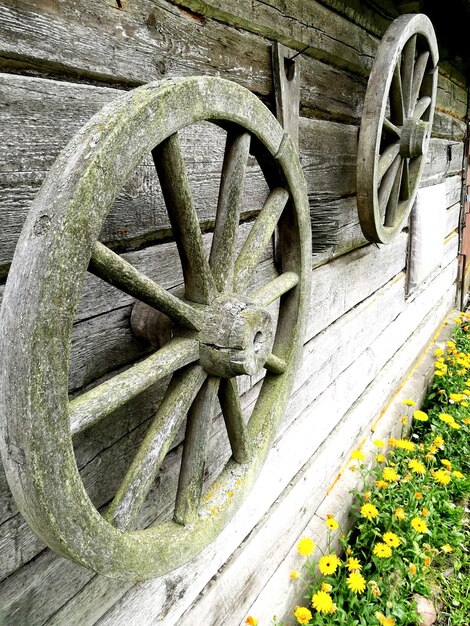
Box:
left=0, top=77, right=311, bottom=580
left=357, top=14, right=438, bottom=244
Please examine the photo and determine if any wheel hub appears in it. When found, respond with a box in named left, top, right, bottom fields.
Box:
left=400, top=117, right=429, bottom=158
left=198, top=296, right=274, bottom=378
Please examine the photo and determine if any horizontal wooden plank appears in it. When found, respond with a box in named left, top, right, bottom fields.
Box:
left=445, top=174, right=463, bottom=207
left=423, top=138, right=464, bottom=185
left=446, top=201, right=461, bottom=235
left=437, top=72, right=468, bottom=120
left=433, top=110, right=467, bottom=141
left=307, top=232, right=407, bottom=339
left=0, top=1, right=272, bottom=90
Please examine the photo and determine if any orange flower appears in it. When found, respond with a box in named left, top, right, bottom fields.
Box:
left=245, top=617, right=258, bottom=626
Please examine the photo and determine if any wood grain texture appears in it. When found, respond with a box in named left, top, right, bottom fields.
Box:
left=170, top=0, right=378, bottom=76
left=0, top=73, right=268, bottom=270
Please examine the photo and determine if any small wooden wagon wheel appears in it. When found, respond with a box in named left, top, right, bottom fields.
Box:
left=0, top=77, right=311, bottom=580
left=357, top=14, right=438, bottom=243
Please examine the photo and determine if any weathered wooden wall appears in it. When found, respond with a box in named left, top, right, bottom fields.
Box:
left=0, top=0, right=467, bottom=624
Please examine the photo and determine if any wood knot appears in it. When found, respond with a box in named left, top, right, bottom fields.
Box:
left=33, top=215, right=52, bottom=236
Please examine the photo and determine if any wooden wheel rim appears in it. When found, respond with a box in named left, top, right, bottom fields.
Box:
left=357, top=14, right=439, bottom=244
left=0, top=77, right=311, bottom=581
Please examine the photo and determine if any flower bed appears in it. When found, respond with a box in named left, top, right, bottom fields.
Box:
left=245, top=314, right=470, bottom=626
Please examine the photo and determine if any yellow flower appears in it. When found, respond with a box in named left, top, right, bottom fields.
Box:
left=388, top=438, right=398, bottom=447
left=434, top=349, right=444, bottom=356
left=433, top=469, right=451, bottom=485
left=375, top=480, right=389, bottom=489
left=347, top=571, right=366, bottom=594
left=373, top=439, right=385, bottom=447
left=395, top=439, right=415, bottom=451
left=409, top=563, right=417, bottom=575
left=361, top=503, right=379, bottom=520
left=311, top=590, right=334, bottom=614
left=382, top=467, right=400, bottom=482
left=364, top=491, right=371, bottom=501
left=421, top=507, right=429, bottom=517
left=297, top=537, right=315, bottom=557
left=413, top=410, right=428, bottom=421
left=450, top=421, right=460, bottom=429
left=441, top=544, right=453, bottom=553
left=346, top=557, right=362, bottom=571
left=375, top=613, right=396, bottom=626
left=318, top=554, right=340, bottom=576
left=464, top=417, right=470, bottom=425
left=453, top=470, right=464, bottom=479
left=320, top=582, right=332, bottom=592
left=449, top=393, right=464, bottom=403
left=290, top=570, right=299, bottom=580
left=293, top=606, right=312, bottom=624
left=394, top=507, right=405, bottom=520
left=424, top=556, right=431, bottom=567
left=408, top=459, right=426, bottom=475
left=245, top=617, right=258, bottom=626
left=434, top=435, right=444, bottom=447
left=325, top=517, right=339, bottom=531
left=402, top=399, right=416, bottom=406
left=440, top=459, right=452, bottom=468
left=400, top=416, right=408, bottom=425
left=460, top=401, right=468, bottom=407
left=439, top=413, right=454, bottom=424
left=414, top=492, right=423, bottom=499
left=376, top=454, right=386, bottom=463
left=382, top=531, right=400, bottom=548
left=350, top=449, right=366, bottom=461
left=411, top=517, right=428, bottom=533
left=373, top=543, right=392, bottom=558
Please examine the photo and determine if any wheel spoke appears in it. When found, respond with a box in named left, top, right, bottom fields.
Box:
left=378, top=154, right=401, bottom=216
left=69, top=338, right=200, bottom=435
left=414, top=96, right=431, bottom=120
left=400, top=159, right=410, bottom=201
left=233, top=187, right=289, bottom=292
left=410, top=51, right=430, bottom=113
left=105, top=364, right=207, bottom=531
left=174, top=376, right=220, bottom=525
left=390, top=63, right=405, bottom=126
left=249, top=271, right=299, bottom=308
left=209, top=130, right=251, bottom=293
left=152, top=133, right=216, bottom=304
left=378, top=143, right=401, bottom=182
left=219, top=378, right=250, bottom=463
left=90, top=242, right=202, bottom=331
left=264, top=353, right=287, bottom=375
left=384, top=159, right=403, bottom=227
left=383, top=118, right=401, bottom=138
left=401, top=35, right=416, bottom=117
